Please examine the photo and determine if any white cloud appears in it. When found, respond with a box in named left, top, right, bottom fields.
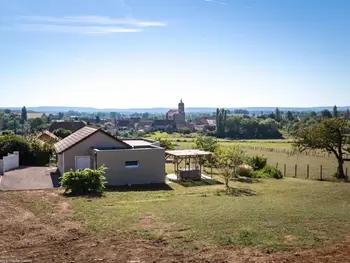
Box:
left=3, top=15, right=167, bottom=35
left=9, top=24, right=142, bottom=35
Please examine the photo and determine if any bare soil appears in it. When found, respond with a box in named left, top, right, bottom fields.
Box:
left=1, top=190, right=350, bottom=263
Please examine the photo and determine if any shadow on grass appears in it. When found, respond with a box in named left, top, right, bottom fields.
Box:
left=106, top=183, right=174, bottom=192
left=232, top=177, right=262, bottom=184
left=169, top=178, right=223, bottom=188
left=215, top=187, right=257, bottom=197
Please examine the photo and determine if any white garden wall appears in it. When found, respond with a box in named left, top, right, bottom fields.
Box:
left=0, top=151, right=19, bottom=175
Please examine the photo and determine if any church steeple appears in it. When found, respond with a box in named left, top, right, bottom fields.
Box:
left=178, top=98, right=184, bottom=114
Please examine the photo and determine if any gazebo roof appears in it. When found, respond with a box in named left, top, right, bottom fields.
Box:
left=165, top=149, right=212, bottom=157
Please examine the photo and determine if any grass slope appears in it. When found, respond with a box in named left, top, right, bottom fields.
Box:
left=70, top=178, right=350, bottom=251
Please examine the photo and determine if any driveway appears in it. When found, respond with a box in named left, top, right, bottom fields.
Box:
left=0, top=166, right=60, bottom=191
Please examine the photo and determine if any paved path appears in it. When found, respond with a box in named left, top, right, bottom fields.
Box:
left=0, top=166, right=60, bottom=191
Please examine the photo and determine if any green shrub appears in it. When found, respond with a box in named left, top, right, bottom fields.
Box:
left=0, top=135, right=53, bottom=165
left=247, top=156, right=267, bottom=170
left=236, top=164, right=253, bottom=177
left=60, top=165, right=107, bottom=195
left=252, top=165, right=283, bottom=179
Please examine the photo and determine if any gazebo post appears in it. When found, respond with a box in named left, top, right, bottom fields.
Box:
left=199, top=156, right=202, bottom=176
left=173, top=156, right=176, bottom=177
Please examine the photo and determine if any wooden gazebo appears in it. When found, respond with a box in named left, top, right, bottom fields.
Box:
left=165, top=150, right=212, bottom=181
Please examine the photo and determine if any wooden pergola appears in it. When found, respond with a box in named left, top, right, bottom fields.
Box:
left=165, top=150, right=212, bottom=181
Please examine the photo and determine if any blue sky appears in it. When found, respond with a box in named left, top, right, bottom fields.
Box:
left=0, top=0, right=349, bottom=109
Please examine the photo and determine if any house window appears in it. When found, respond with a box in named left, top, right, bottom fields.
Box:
left=125, top=161, right=139, bottom=168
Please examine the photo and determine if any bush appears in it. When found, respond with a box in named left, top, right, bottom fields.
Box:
left=60, top=165, right=107, bottom=195
left=247, top=156, right=267, bottom=170
left=252, top=165, right=283, bottom=179
left=53, top=128, right=72, bottom=139
left=0, top=135, right=53, bottom=165
left=236, top=164, right=253, bottom=177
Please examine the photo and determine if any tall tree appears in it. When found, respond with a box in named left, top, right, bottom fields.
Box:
left=216, top=108, right=227, bottom=138
left=293, top=118, right=350, bottom=179
left=21, top=106, right=27, bottom=122
left=333, top=105, right=338, bottom=118
left=275, top=107, right=281, bottom=121
left=345, top=109, right=350, bottom=120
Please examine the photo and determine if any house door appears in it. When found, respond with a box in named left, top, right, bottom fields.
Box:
left=75, top=156, right=90, bottom=170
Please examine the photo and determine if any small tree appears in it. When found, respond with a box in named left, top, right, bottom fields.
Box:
left=194, top=135, right=218, bottom=152
left=293, top=118, right=350, bottom=179
left=213, top=146, right=245, bottom=189
left=21, top=106, right=27, bottom=122
left=156, top=138, right=175, bottom=150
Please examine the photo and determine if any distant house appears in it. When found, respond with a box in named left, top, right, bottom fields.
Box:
left=37, top=130, right=59, bottom=144
left=116, top=119, right=132, bottom=130
left=54, top=126, right=165, bottom=186
left=152, top=120, right=174, bottom=131
left=48, top=121, right=86, bottom=133
left=135, top=120, right=154, bottom=132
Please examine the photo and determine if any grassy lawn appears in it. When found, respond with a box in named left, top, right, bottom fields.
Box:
left=69, top=178, right=350, bottom=251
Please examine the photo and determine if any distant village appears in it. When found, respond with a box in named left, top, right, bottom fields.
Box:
left=41, top=99, right=217, bottom=135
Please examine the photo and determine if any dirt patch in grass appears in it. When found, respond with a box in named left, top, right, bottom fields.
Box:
left=2, top=190, right=350, bottom=263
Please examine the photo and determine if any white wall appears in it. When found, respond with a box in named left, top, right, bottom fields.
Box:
left=1, top=151, right=19, bottom=174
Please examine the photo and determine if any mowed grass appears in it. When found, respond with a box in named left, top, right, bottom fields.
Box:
left=70, top=179, right=350, bottom=251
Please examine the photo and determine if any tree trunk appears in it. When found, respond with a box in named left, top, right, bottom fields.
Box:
left=337, top=159, right=346, bottom=179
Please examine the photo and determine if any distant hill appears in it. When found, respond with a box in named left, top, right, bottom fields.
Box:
left=0, top=106, right=349, bottom=114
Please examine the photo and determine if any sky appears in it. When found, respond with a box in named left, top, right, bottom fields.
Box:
left=0, top=0, right=350, bottom=109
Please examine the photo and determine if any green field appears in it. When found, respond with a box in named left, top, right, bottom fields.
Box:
left=147, top=132, right=346, bottom=180
left=70, top=178, right=350, bottom=251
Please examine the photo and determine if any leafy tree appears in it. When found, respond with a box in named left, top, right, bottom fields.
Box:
left=4, top=109, right=11, bottom=114
left=309, top=111, right=317, bottom=118
left=225, top=116, right=242, bottom=138
left=30, top=117, right=44, bottom=131
left=275, top=107, right=281, bottom=121
left=194, top=135, right=218, bottom=152
left=293, top=118, right=350, bottom=179
left=333, top=105, right=338, bottom=118
left=156, top=138, right=175, bottom=150
left=216, top=108, right=227, bottom=138
left=321, top=109, right=332, bottom=119
left=53, top=128, right=72, bottom=139
left=345, top=109, right=350, bottom=120
left=21, top=106, right=27, bottom=121
left=213, top=146, right=245, bottom=189
left=58, top=112, right=64, bottom=119
left=286, top=111, right=294, bottom=121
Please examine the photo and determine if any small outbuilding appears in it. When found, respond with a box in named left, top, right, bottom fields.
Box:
left=54, top=126, right=165, bottom=186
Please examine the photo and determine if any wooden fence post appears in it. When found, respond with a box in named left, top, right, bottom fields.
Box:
left=294, top=164, right=297, bottom=178
left=284, top=164, right=286, bottom=177
left=306, top=164, right=309, bottom=179
left=320, top=165, right=323, bottom=180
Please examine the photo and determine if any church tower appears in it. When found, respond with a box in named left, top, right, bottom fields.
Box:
left=178, top=98, right=185, bottom=114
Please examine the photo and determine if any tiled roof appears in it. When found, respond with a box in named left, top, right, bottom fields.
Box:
left=54, top=126, right=99, bottom=154
left=167, top=109, right=178, bottom=117
left=37, top=130, right=59, bottom=140
left=153, top=120, right=173, bottom=126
